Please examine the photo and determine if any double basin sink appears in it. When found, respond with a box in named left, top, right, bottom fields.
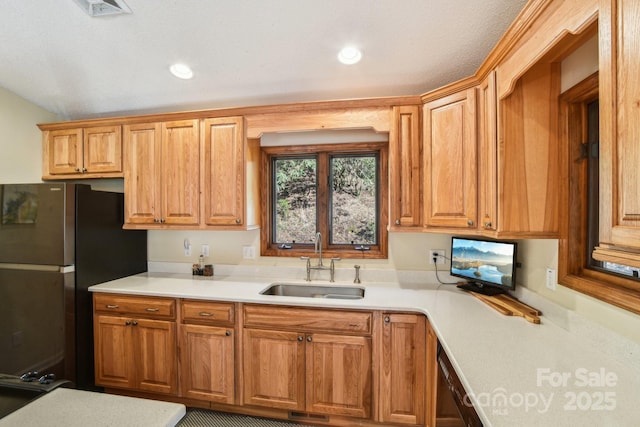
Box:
left=260, top=283, right=365, bottom=300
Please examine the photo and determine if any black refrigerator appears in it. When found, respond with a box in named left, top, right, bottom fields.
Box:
left=0, top=183, right=147, bottom=390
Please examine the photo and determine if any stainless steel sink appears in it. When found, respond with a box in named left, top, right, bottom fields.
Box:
left=260, top=283, right=365, bottom=299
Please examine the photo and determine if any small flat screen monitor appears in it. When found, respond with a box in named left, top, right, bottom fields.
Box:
left=451, top=237, right=517, bottom=295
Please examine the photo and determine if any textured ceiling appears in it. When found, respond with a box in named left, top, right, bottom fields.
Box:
left=0, top=0, right=528, bottom=120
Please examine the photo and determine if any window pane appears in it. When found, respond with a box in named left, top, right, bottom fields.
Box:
left=273, top=157, right=317, bottom=244
left=330, top=155, right=377, bottom=245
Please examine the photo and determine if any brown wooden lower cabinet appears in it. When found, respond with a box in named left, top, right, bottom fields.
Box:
left=94, top=314, right=178, bottom=395
left=93, top=296, right=433, bottom=426
left=242, top=305, right=373, bottom=419
left=242, top=328, right=306, bottom=411
left=379, top=312, right=427, bottom=425
left=180, top=323, right=235, bottom=403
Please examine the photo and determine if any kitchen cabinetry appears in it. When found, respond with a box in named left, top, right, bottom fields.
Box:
left=202, top=116, right=259, bottom=228
left=179, top=300, right=236, bottom=404
left=42, top=125, right=122, bottom=179
left=379, top=312, right=426, bottom=425
left=389, top=105, right=422, bottom=229
left=93, top=294, right=178, bottom=395
left=497, top=61, right=560, bottom=237
left=242, top=305, right=373, bottom=419
left=123, top=120, right=200, bottom=227
left=595, top=0, right=640, bottom=262
left=477, top=71, right=498, bottom=233
left=423, top=87, right=477, bottom=230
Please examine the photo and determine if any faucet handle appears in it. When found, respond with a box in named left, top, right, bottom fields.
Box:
left=330, top=257, right=341, bottom=262
left=300, top=256, right=310, bottom=260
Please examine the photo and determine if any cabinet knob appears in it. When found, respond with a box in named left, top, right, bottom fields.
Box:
left=467, top=220, right=474, bottom=226
left=484, top=221, right=492, bottom=228
left=125, top=320, right=131, bottom=326
left=235, top=218, right=241, bottom=224
left=132, top=320, right=138, bottom=326
left=153, top=218, right=160, bottom=223
left=160, top=218, right=166, bottom=223
left=297, top=336, right=304, bottom=342
left=306, top=336, right=312, bottom=342
left=225, top=330, right=231, bottom=337
left=75, top=168, right=81, bottom=172
left=395, top=219, right=400, bottom=225
left=384, top=316, right=390, bottom=324
left=81, top=168, right=87, bottom=173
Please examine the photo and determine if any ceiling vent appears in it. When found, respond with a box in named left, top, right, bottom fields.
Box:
left=72, top=0, right=132, bottom=17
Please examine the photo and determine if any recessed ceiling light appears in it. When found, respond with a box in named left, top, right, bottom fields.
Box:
left=337, top=46, right=362, bottom=65
left=169, top=63, right=193, bottom=80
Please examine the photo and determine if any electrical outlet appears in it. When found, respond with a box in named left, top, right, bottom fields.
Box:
left=429, top=249, right=446, bottom=265
left=201, top=244, right=210, bottom=257
left=242, top=245, right=256, bottom=260
left=184, top=238, right=191, bottom=256
left=546, top=268, right=557, bottom=290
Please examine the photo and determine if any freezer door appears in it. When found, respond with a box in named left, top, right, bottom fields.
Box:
left=0, top=184, right=74, bottom=266
left=0, top=268, right=71, bottom=379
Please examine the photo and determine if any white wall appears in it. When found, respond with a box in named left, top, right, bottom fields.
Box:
left=0, top=87, right=59, bottom=183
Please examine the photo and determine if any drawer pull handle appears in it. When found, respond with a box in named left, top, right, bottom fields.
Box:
left=145, top=307, right=159, bottom=312
left=199, top=312, right=214, bottom=317
left=106, top=304, right=119, bottom=309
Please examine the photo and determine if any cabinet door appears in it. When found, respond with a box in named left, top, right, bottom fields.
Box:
left=243, top=328, right=306, bottom=411
left=180, top=324, right=235, bottom=403
left=83, top=125, right=122, bottom=173
left=202, top=117, right=245, bottom=226
left=161, top=120, right=200, bottom=225
left=46, top=128, right=83, bottom=175
left=597, top=0, right=640, bottom=253
left=380, top=313, right=426, bottom=425
left=305, top=333, right=372, bottom=418
left=423, top=89, right=477, bottom=229
left=390, top=105, right=422, bottom=229
left=477, top=72, right=498, bottom=232
left=94, top=315, right=135, bottom=389
left=135, top=318, right=178, bottom=395
left=123, top=123, right=162, bottom=225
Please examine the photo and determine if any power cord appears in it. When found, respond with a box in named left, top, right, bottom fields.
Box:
left=431, top=252, right=458, bottom=285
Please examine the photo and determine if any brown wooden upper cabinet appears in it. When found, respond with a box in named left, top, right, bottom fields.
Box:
left=123, top=120, right=200, bottom=227
left=477, top=71, right=498, bottom=233
left=423, top=88, right=477, bottom=230
left=390, top=105, right=422, bottom=229
left=595, top=0, right=640, bottom=260
left=202, top=116, right=249, bottom=227
left=42, top=125, right=123, bottom=179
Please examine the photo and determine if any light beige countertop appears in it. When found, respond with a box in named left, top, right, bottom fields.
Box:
left=89, top=267, right=640, bottom=427
left=0, top=388, right=185, bottom=427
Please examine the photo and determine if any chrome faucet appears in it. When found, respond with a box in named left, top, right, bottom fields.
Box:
left=315, top=231, right=323, bottom=266
left=301, top=232, right=340, bottom=281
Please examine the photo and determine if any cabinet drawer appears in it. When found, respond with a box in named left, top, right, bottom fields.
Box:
left=93, top=294, right=175, bottom=319
left=181, top=300, right=235, bottom=325
left=243, top=305, right=372, bottom=335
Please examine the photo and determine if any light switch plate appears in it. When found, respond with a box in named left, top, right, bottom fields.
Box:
left=546, top=268, right=557, bottom=290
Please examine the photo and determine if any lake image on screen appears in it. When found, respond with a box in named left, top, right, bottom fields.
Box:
left=451, top=240, right=514, bottom=287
